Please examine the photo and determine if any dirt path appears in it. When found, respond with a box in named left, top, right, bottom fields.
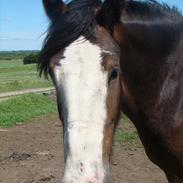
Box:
left=0, top=87, right=55, bottom=101
left=0, top=114, right=168, bottom=183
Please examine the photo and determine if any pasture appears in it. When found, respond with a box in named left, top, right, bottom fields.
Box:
left=0, top=58, right=52, bottom=93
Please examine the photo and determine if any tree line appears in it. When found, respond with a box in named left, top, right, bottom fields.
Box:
left=0, top=51, right=39, bottom=64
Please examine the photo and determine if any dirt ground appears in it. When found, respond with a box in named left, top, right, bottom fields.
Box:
left=0, top=113, right=168, bottom=183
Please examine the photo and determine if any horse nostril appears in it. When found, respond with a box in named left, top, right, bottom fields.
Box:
left=87, top=177, right=98, bottom=183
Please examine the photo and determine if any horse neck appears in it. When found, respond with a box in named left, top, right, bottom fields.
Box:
left=118, top=21, right=182, bottom=119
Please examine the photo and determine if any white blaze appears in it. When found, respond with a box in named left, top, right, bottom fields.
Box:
left=53, top=36, right=108, bottom=182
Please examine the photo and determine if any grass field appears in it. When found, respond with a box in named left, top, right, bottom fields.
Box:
left=0, top=93, right=57, bottom=128
left=0, top=59, right=52, bottom=93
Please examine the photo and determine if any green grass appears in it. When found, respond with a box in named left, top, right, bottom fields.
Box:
left=114, top=130, right=139, bottom=144
left=0, top=93, right=57, bottom=128
left=0, top=59, right=52, bottom=93
left=113, top=114, right=140, bottom=144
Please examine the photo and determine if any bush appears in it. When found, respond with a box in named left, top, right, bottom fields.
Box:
left=23, top=52, right=39, bottom=65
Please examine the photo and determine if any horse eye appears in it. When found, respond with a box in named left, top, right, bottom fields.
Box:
left=108, top=68, right=119, bottom=82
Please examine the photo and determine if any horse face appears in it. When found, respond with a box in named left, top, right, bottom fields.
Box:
left=41, top=0, right=124, bottom=182
left=49, top=27, right=121, bottom=183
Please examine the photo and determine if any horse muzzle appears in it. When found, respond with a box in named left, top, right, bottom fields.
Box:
left=62, top=160, right=111, bottom=183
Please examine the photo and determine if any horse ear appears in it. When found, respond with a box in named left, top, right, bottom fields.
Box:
left=96, top=0, right=125, bottom=32
left=42, top=0, right=67, bottom=21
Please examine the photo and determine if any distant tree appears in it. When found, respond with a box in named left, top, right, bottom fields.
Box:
left=23, top=52, right=39, bottom=64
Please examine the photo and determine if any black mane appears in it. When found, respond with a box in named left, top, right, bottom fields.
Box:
left=123, top=0, right=183, bottom=22
left=38, top=0, right=102, bottom=76
left=38, top=0, right=183, bottom=77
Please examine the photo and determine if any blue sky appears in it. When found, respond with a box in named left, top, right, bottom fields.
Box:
left=0, top=0, right=183, bottom=51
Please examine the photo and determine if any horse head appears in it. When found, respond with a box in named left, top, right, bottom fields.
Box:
left=39, top=0, right=125, bottom=182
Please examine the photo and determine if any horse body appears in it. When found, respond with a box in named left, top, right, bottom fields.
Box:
left=39, top=0, right=183, bottom=182
left=120, top=23, right=183, bottom=182
left=118, top=5, right=183, bottom=181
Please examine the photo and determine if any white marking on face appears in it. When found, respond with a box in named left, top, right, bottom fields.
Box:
left=53, top=36, right=108, bottom=182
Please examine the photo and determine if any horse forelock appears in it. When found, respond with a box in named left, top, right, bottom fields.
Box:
left=38, top=0, right=103, bottom=77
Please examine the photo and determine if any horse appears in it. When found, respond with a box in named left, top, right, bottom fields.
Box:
left=38, top=0, right=183, bottom=182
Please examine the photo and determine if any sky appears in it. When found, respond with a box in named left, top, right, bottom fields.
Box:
left=0, top=0, right=183, bottom=51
